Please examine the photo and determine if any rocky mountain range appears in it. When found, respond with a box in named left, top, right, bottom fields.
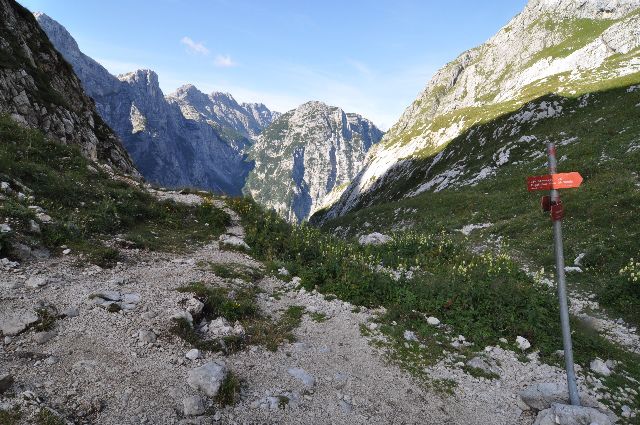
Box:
left=0, top=0, right=135, bottom=174
left=34, top=11, right=382, bottom=220
left=33, top=12, right=382, bottom=220
left=244, top=101, right=383, bottom=222
left=316, top=0, right=640, bottom=221
left=34, top=12, right=280, bottom=195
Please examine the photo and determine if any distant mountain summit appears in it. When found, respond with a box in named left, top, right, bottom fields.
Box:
left=318, top=0, right=640, bottom=221
left=0, top=2, right=135, bottom=173
left=167, top=85, right=280, bottom=139
left=34, top=12, right=279, bottom=195
left=244, top=101, right=383, bottom=222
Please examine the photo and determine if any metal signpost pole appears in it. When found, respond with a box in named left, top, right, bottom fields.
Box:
left=546, top=141, right=580, bottom=406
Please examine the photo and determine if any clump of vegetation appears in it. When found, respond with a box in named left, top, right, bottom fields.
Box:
left=215, top=372, right=242, bottom=406
left=169, top=317, right=242, bottom=353
left=247, top=305, right=305, bottom=352
left=0, top=115, right=230, bottom=261
left=0, top=407, right=21, bottom=425
left=205, top=262, right=264, bottom=282
left=35, top=408, right=65, bottom=425
left=33, top=307, right=57, bottom=332
left=177, top=283, right=259, bottom=322
left=174, top=284, right=305, bottom=352
left=310, top=312, right=328, bottom=323
left=462, top=365, right=500, bottom=381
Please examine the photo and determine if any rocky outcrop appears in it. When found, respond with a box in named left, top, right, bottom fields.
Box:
left=34, top=12, right=278, bottom=195
left=318, top=0, right=640, bottom=221
left=0, top=0, right=136, bottom=174
left=167, top=85, right=280, bottom=139
left=244, top=101, right=383, bottom=222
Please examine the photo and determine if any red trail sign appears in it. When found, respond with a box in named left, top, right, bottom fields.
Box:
left=527, top=172, right=583, bottom=192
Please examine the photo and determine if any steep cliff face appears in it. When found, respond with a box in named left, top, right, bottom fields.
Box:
left=167, top=85, right=280, bottom=139
left=0, top=0, right=135, bottom=174
left=112, top=70, right=253, bottom=195
left=244, top=101, right=383, bottom=222
left=34, top=12, right=278, bottom=195
left=319, top=0, right=640, bottom=221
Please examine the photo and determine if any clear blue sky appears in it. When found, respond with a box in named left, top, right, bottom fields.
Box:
left=18, top=0, right=527, bottom=129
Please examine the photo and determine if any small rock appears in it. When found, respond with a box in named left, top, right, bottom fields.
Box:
left=62, top=248, right=71, bottom=255
left=516, top=336, right=531, bottom=351
left=171, top=310, right=194, bottom=326
left=138, top=330, right=157, bottom=344
left=44, top=356, right=58, bottom=365
left=499, top=337, right=508, bottom=344
left=287, top=367, right=315, bottom=387
left=278, top=267, right=290, bottom=276
left=34, top=331, right=56, bottom=344
left=186, top=298, right=204, bottom=316
left=403, top=330, right=418, bottom=341
left=219, top=234, right=250, bottom=250
left=339, top=399, right=353, bottom=413
left=0, top=223, right=11, bottom=234
left=590, top=358, right=611, bottom=377
left=62, top=306, right=79, bottom=318
left=108, top=277, right=126, bottom=286
left=95, top=291, right=122, bottom=302
left=122, top=293, right=141, bottom=304
left=183, top=396, right=205, bottom=416
left=0, top=373, right=14, bottom=393
left=573, top=253, right=586, bottom=266
left=25, top=275, right=49, bottom=289
left=186, top=349, right=201, bottom=360
left=564, top=266, right=582, bottom=273
left=187, top=361, right=228, bottom=397
left=426, top=317, right=440, bottom=326
left=29, top=220, right=41, bottom=233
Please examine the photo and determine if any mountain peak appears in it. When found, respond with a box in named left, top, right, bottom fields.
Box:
left=33, top=12, right=80, bottom=52
left=524, top=0, right=639, bottom=18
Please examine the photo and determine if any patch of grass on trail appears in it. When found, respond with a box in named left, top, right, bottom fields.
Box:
left=228, top=197, right=640, bottom=414
left=215, top=372, right=242, bottom=406
left=0, top=115, right=230, bottom=262
left=202, top=262, right=264, bottom=282
left=0, top=407, right=21, bottom=425
left=174, top=283, right=304, bottom=353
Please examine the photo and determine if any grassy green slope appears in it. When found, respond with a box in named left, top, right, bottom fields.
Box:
left=320, top=84, right=640, bottom=327
left=0, top=115, right=230, bottom=265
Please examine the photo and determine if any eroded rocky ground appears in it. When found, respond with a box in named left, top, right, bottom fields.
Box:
left=0, top=194, right=636, bottom=425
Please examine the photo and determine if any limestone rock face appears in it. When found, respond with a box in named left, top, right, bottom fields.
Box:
left=244, top=101, right=383, bottom=222
left=35, top=12, right=279, bottom=195
left=167, top=85, right=280, bottom=139
left=0, top=1, right=136, bottom=174
left=318, top=0, right=640, bottom=221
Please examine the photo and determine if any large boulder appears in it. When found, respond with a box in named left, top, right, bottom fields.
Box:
left=0, top=311, right=39, bottom=336
left=358, top=232, right=392, bottom=246
left=534, top=403, right=614, bottom=425
left=519, top=383, right=599, bottom=411
left=187, top=361, right=228, bottom=397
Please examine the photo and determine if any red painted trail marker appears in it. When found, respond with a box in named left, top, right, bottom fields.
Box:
left=527, top=172, right=583, bottom=192
left=527, top=142, right=583, bottom=407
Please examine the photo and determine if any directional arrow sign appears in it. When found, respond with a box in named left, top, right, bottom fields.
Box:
left=527, top=172, right=583, bottom=191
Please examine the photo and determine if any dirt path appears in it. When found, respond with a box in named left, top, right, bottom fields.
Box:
left=0, top=197, right=626, bottom=424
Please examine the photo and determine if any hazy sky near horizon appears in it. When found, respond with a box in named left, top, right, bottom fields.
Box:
left=19, top=0, right=527, bottom=129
